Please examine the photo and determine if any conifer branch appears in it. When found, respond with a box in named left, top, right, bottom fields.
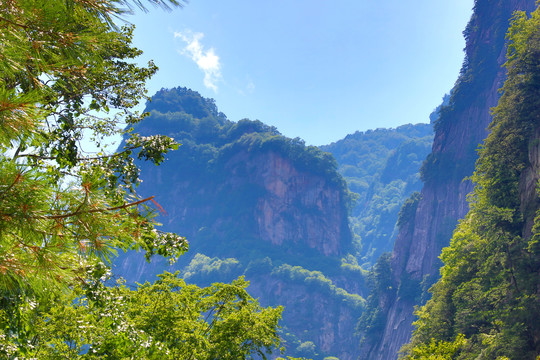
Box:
left=37, top=196, right=155, bottom=220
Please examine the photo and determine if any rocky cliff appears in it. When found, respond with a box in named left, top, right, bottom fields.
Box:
left=113, top=87, right=362, bottom=359
left=246, top=265, right=365, bottom=360
left=232, top=151, right=348, bottom=257
left=360, top=0, right=538, bottom=358
left=130, top=148, right=350, bottom=258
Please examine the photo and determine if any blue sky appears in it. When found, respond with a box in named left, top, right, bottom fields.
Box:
left=129, top=0, right=473, bottom=145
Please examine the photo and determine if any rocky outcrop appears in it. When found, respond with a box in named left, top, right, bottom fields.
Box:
left=248, top=273, right=363, bottom=360
left=135, top=148, right=351, bottom=258
left=360, top=1, right=538, bottom=358
left=113, top=91, right=359, bottom=359
left=247, top=152, right=348, bottom=256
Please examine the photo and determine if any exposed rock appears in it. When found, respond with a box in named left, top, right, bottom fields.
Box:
left=136, top=149, right=351, bottom=258
left=360, top=1, right=538, bottom=358
left=247, top=274, right=362, bottom=360
left=113, top=95, right=359, bottom=359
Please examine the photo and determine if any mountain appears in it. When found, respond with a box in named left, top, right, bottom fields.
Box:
left=322, top=123, right=433, bottom=266
left=359, top=0, right=539, bottom=358
left=114, top=87, right=365, bottom=359
left=402, top=4, right=540, bottom=357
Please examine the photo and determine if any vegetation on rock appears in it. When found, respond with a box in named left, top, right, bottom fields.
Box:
left=322, top=124, right=433, bottom=266
left=402, top=5, right=540, bottom=359
left=115, top=86, right=364, bottom=359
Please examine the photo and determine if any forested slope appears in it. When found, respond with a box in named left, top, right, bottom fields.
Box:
left=322, top=124, right=433, bottom=266
left=402, top=6, right=540, bottom=358
left=359, top=0, right=538, bottom=358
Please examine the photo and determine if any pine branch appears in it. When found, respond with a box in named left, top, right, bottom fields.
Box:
left=36, top=196, right=155, bottom=220
left=16, top=147, right=134, bottom=162
left=0, top=15, right=31, bottom=30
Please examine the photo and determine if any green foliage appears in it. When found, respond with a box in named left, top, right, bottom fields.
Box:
left=400, top=334, right=467, bottom=360
left=183, top=253, right=243, bottom=285
left=357, top=253, right=394, bottom=343
left=323, top=124, right=432, bottom=266
left=296, top=341, right=318, bottom=358
left=0, top=2, right=287, bottom=359
left=419, top=140, right=478, bottom=185
left=340, top=254, right=368, bottom=277
left=136, top=89, right=347, bottom=193
left=0, top=272, right=283, bottom=359
left=403, top=5, right=540, bottom=359
left=397, top=272, right=421, bottom=302
left=271, top=264, right=365, bottom=310
left=0, top=0, right=188, bottom=291
left=245, top=257, right=274, bottom=277
left=145, top=87, right=228, bottom=122
left=397, top=191, right=421, bottom=230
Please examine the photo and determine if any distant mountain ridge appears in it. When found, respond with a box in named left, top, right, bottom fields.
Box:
left=322, top=123, right=433, bottom=266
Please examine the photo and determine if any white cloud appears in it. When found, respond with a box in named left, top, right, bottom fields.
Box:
left=246, top=80, right=255, bottom=93
left=174, top=31, right=222, bottom=92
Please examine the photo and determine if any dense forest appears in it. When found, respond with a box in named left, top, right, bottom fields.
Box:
left=322, top=123, right=433, bottom=266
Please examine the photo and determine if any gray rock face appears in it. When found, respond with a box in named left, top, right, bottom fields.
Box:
left=247, top=274, right=363, bottom=360
left=138, top=149, right=351, bottom=257
left=361, top=1, right=538, bottom=358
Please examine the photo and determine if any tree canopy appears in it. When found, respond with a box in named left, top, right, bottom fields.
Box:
left=0, top=0, right=188, bottom=291
left=0, top=1, right=285, bottom=358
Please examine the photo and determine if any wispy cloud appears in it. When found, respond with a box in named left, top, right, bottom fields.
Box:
left=246, top=80, right=255, bottom=93
left=174, top=31, right=222, bottom=92
left=237, top=77, right=256, bottom=96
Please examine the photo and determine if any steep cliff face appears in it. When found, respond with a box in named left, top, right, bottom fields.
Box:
left=228, top=151, right=348, bottom=256
left=248, top=273, right=362, bottom=360
left=131, top=149, right=350, bottom=259
left=361, top=1, right=538, bottom=358
left=113, top=87, right=361, bottom=359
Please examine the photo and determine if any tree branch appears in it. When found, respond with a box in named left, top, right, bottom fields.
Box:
left=17, top=147, right=135, bottom=162
left=36, top=196, right=155, bottom=220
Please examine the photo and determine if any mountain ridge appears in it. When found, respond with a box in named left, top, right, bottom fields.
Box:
left=359, top=1, right=539, bottom=358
